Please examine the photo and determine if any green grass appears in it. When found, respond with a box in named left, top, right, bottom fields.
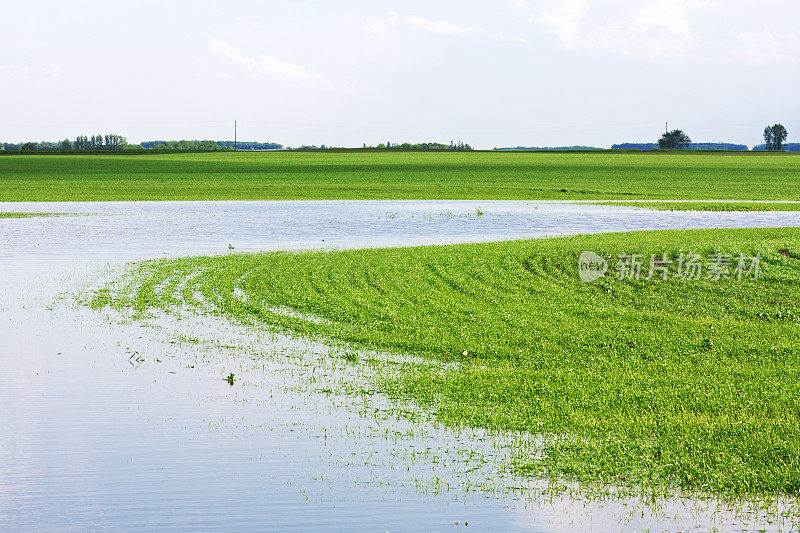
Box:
left=92, top=227, right=800, bottom=497
left=0, top=212, right=59, bottom=218
left=595, top=201, right=800, bottom=211
left=2, top=151, right=800, bottom=201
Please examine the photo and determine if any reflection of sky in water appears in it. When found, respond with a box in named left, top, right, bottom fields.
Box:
left=2, top=200, right=800, bottom=262
left=0, top=201, right=796, bottom=531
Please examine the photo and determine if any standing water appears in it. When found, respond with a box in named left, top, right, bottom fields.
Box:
left=1, top=201, right=798, bottom=531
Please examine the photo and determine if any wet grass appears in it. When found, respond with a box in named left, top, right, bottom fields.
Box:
left=0, top=212, right=60, bottom=218
left=2, top=151, right=800, bottom=201
left=90, top=227, right=800, bottom=499
left=595, top=201, right=800, bottom=211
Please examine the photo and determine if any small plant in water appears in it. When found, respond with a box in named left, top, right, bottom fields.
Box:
left=225, top=372, right=235, bottom=385
left=343, top=352, right=360, bottom=364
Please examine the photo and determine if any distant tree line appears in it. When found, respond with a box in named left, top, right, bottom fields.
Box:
left=72, top=134, right=128, bottom=150
left=684, top=142, right=750, bottom=151
left=217, top=141, right=282, bottom=150
left=366, top=141, right=473, bottom=151
left=282, top=142, right=473, bottom=151
left=0, top=137, right=283, bottom=152
left=140, top=140, right=232, bottom=151
left=1, top=134, right=129, bottom=151
left=495, top=146, right=603, bottom=151
left=753, top=143, right=800, bottom=152
left=138, top=140, right=283, bottom=151
left=3, top=125, right=794, bottom=153
left=611, top=142, right=750, bottom=151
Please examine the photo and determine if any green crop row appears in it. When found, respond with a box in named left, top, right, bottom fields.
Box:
left=91, top=227, right=800, bottom=497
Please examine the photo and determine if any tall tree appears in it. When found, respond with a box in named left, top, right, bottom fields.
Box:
left=763, top=124, right=789, bottom=151
left=772, top=124, right=788, bottom=151
left=763, top=127, right=774, bottom=150
left=658, top=129, right=691, bottom=150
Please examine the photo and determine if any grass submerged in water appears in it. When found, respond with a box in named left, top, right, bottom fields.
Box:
left=0, top=212, right=60, bottom=218
left=595, top=201, right=800, bottom=212
left=91, top=227, right=800, bottom=499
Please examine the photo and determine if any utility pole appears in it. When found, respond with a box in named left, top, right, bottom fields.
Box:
left=666, top=121, right=668, bottom=135
left=234, top=121, right=237, bottom=151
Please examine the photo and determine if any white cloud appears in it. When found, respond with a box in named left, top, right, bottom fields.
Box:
left=403, top=14, right=527, bottom=43
left=208, top=36, right=336, bottom=89
left=633, top=0, right=693, bottom=37
left=530, top=0, right=717, bottom=59
left=533, top=0, right=588, bottom=46
left=362, top=14, right=398, bottom=36
left=738, top=30, right=800, bottom=63
left=362, top=13, right=527, bottom=43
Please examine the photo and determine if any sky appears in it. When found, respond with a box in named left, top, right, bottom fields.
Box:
left=1, top=0, right=798, bottom=149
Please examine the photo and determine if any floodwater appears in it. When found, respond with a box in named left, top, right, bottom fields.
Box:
left=5, top=200, right=800, bottom=261
left=1, top=201, right=799, bottom=532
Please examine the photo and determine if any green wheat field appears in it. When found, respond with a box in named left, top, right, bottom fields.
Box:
left=8, top=151, right=800, bottom=499
left=92, top=227, right=800, bottom=497
left=1, top=151, right=799, bottom=201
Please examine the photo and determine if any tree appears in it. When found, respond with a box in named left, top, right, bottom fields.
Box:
left=60, top=139, right=73, bottom=150
left=763, top=127, right=774, bottom=151
left=764, top=124, right=789, bottom=151
left=658, top=129, right=691, bottom=150
left=102, top=134, right=127, bottom=149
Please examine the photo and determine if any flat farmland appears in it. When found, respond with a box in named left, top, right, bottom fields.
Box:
left=1, top=151, right=799, bottom=201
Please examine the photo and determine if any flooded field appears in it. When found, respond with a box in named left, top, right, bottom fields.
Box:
left=2, top=201, right=799, bottom=531
left=5, top=200, right=800, bottom=260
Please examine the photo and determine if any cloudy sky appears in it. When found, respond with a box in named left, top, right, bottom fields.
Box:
left=1, top=0, right=798, bottom=148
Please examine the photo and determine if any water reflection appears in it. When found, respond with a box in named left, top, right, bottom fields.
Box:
left=3, top=200, right=800, bottom=262
left=1, top=201, right=797, bottom=531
